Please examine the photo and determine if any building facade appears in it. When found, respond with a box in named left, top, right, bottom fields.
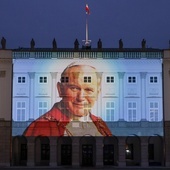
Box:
left=0, top=39, right=170, bottom=167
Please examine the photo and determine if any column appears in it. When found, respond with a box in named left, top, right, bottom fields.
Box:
left=28, top=72, right=35, bottom=120
left=140, top=137, right=149, bottom=167
left=96, top=137, right=103, bottom=167
left=140, top=72, right=147, bottom=120
left=118, top=72, right=125, bottom=120
left=118, top=137, right=126, bottom=167
left=27, top=137, right=35, bottom=166
left=72, top=137, right=80, bottom=167
left=49, top=137, right=57, bottom=166
left=50, top=72, right=57, bottom=105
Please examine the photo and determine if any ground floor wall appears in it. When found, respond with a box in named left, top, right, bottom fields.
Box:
left=0, top=120, right=11, bottom=166
left=164, top=121, right=170, bottom=166
left=11, top=135, right=165, bottom=168
left=1, top=120, right=170, bottom=168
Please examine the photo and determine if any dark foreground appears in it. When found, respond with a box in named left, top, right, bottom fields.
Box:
left=0, top=167, right=170, bottom=170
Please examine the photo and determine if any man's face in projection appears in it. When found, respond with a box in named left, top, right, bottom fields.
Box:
left=57, top=65, right=100, bottom=118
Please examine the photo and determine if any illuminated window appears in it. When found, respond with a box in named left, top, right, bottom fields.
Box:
left=106, top=102, right=115, bottom=121
left=61, top=145, right=72, bottom=165
left=84, top=76, right=91, bottom=83
left=106, top=76, right=114, bottom=83
left=16, top=101, right=26, bottom=121
left=149, top=102, right=159, bottom=121
left=128, top=76, right=136, bottom=83
left=150, top=76, right=158, bottom=83
left=38, top=102, right=48, bottom=116
left=39, top=76, right=47, bottom=83
left=61, top=76, right=69, bottom=83
left=18, top=76, right=26, bottom=83
left=84, top=103, right=91, bottom=121
left=126, top=144, right=133, bottom=160
left=127, top=102, right=137, bottom=121
left=41, top=144, right=50, bottom=160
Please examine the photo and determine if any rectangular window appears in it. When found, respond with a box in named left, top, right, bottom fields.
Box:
left=106, top=76, right=114, bottom=83
left=150, top=76, right=158, bottom=83
left=61, top=145, right=72, bottom=165
left=18, top=76, right=26, bottom=83
left=148, top=144, right=154, bottom=160
left=39, top=76, right=47, bottom=83
left=103, top=145, right=114, bottom=165
left=126, top=144, right=133, bottom=160
left=128, top=76, right=136, bottom=83
left=16, top=102, right=26, bottom=121
left=84, top=103, right=91, bottom=121
left=20, top=144, right=27, bottom=160
left=106, top=102, right=115, bottom=121
left=38, top=101, right=48, bottom=116
left=127, top=102, right=137, bottom=121
left=149, top=102, right=159, bottom=121
left=61, top=76, right=69, bottom=83
left=0, top=71, right=6, bottom=77
left=82, top=145, right=93, bottom=166
left=84, top=76, right=91, bottom=83
left=41, top=144, right=50, bottom=160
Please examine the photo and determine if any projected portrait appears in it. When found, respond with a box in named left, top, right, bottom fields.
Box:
left=23, top=62, right=112, bottom=137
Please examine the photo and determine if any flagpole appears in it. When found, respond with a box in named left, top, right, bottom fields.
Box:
left=83, top=3, right=91, bottom=48
left=86, top=13, right=88, bottom=45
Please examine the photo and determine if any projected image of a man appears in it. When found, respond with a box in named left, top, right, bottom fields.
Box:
left=23, top=62, right=112, bottom=136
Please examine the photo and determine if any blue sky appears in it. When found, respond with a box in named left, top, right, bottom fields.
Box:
left=0, top=0, right=170, bottom=49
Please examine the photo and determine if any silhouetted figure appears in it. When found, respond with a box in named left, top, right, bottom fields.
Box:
left=30, top=38, right=35, bottom=49
left=142, top=39, right=146, bottom=49
left=74, top=39, right=79, bottom=50
left=119, top=39, right=123, bottom=49
left=1, top=37, right=6, bottom=49
left=52, top=38, right=57, bottom=50
left=97, top=38, right=102, bottom=49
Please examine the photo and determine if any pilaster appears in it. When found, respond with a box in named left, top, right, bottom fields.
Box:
left=118, top=137, right=126, bottom=167
left=27, top=137, right=35, bottom=166
left=118, top=72, right=125, bottom=120
left=28, top=72, right=35, bottom=120
left=96, top=137, right=103, bottom=167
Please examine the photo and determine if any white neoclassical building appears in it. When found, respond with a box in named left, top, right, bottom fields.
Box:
left=1, top=38, right=168, bottom=167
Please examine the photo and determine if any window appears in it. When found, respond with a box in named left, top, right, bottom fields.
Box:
left=83, top=103, right=91, bottom=121
left=61, top=76, right=69, bottom=83
left=126, top=144, right=133, bottom=160
left=106, top=102, right=115, bottom=121
left=128, top=76, right=136, bottom=83
left=16, top=102, right=26, bottom=121
left=39, top=76, right=47, bottom=83
left=127, top=102, right=137, bottom=121
left=84, top=76, right=91, bottom=83
left=103, top=145, right=114, bottom=165
left=106, top=76, right=114, bottom=83
left=18, top=76, right=26, bottom=83
left=20, top=144, right=27, bottom=160
left=148, top=144, right=154, bottom=160
left=61, top=145, right=72, bottom=165
left=149, top=102, right=159, bottom=121
left=38, top=102, right=48, bottom=117
left=82, top=145, right=93, bottom=166
left=150, top=76, right=158, bottom=83
left=41, top=144, right=50, bottom=160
